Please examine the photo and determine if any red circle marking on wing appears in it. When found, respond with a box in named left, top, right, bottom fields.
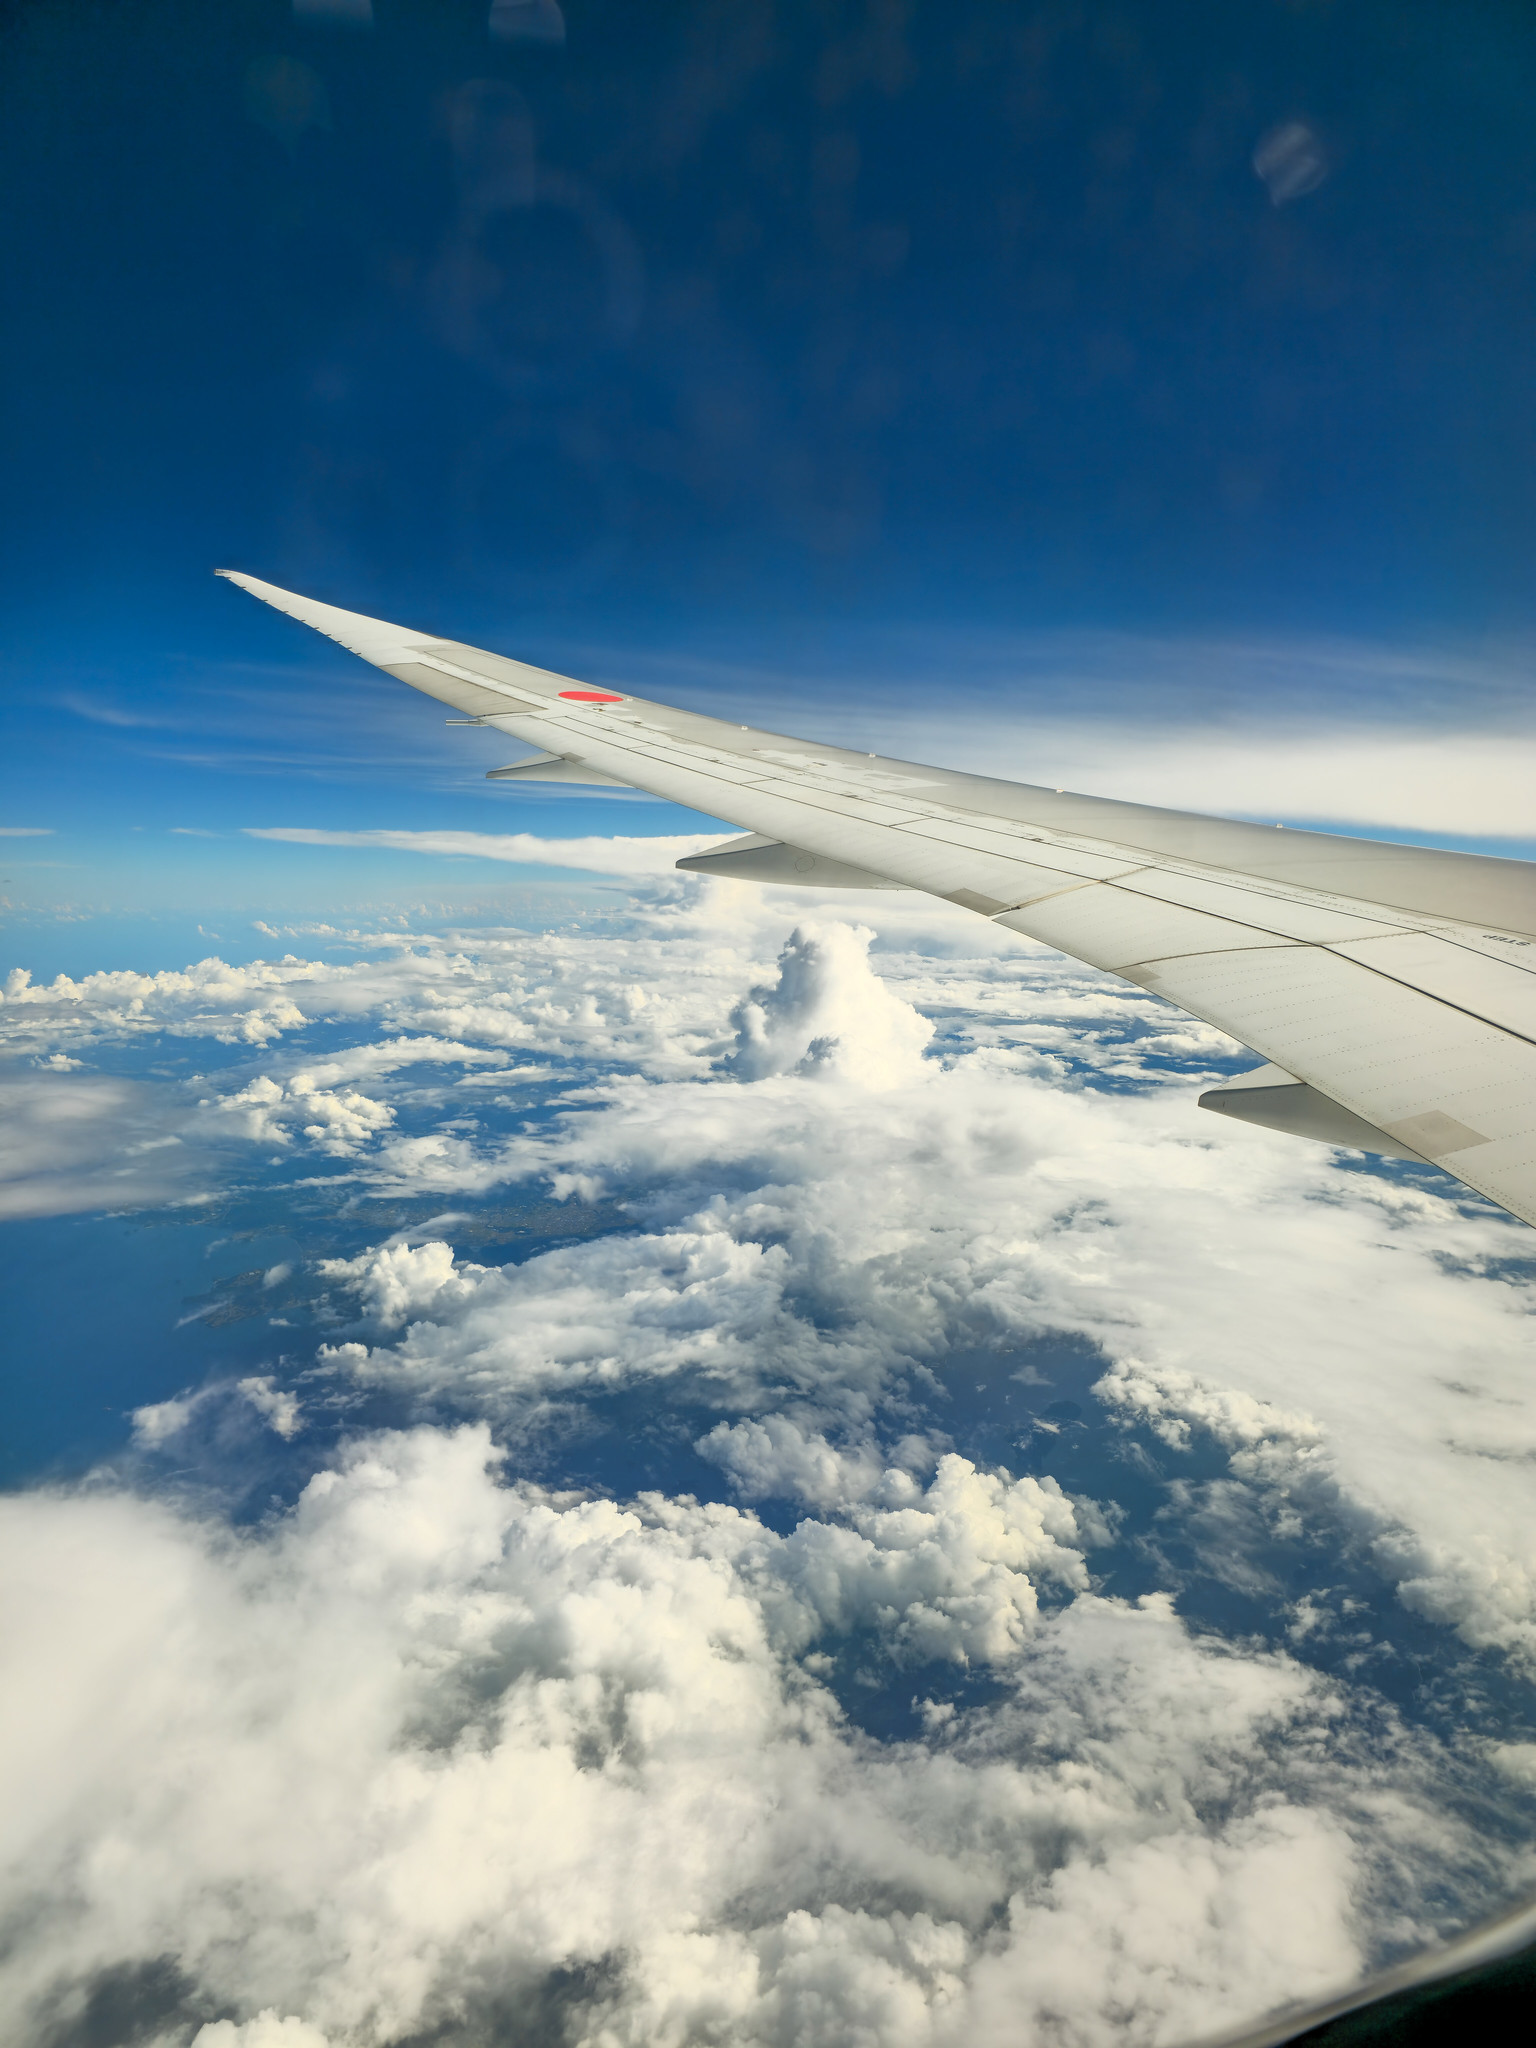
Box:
left=558, top=690, right=625, bottom=704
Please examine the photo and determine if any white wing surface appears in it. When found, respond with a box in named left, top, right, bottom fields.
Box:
left=221, top=571, right=1536, bottom=1228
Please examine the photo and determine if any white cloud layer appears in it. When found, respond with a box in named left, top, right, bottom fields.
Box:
left=243, top=828, right=724, bottom=875
left=5, top=880, right=1536, bottom=2045
left=5, top=890, right=1536, bottom=1668
left=975, top=724, right=1536, bottom=840
left=0, top=1426, right=1513, bottom=2048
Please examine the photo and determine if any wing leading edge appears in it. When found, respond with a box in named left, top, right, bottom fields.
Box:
left=220, top=571, right=1536, bottom=1228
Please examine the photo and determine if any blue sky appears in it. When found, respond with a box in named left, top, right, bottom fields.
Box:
left=4, top=0, right=1536, bottom=965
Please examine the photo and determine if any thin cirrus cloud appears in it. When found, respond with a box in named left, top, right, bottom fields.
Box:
left=1252, top=121, right=1331, bottom=206
left=54, top=694, right=174, bottom=730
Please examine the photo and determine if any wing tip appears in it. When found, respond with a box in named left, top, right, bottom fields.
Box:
left=209, top=570, right=431, bottom=665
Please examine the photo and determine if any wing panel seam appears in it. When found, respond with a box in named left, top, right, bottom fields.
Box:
left=1127, top=939, right=1536, bottom=1053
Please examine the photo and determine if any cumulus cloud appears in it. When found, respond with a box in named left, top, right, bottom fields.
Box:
left=0, top=958, right=540, bottom=1209
left=2, top=959, right=316, bottom=1050
left=238, top=1376, right=304, bottom=1439
left=7, top=897, right=1536, bottom=1674
left=203, top=1071, right=397, bottom=1156
left=319, top=1238, right=479, bottom=1328
left=277, top=917, right=1536, bottom=1677
left=783, top=1452, right=1104, bottom=1667
left=0, top=914, right=817, bottom=1072
left=193, top=2017, right=330, bottom=2048
left=318, top=1165, right=1536, bottom=1683
left=700, top=1413, right=895, bottom=1509
left=130, top=1392, right=201, bottom=1447
left=724, top=923, right=934, bottom=1085
left=7, top=887, right=1536, bottom=2044
left=131, top=1376, right=304, bottom=1449
left=0, top=1427, right=1506, bottom=2048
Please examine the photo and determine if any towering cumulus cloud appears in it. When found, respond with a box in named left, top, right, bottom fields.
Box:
left=723, top=923, right=933, bottom=1084
left=2, top=884, right=1535, bottom=2046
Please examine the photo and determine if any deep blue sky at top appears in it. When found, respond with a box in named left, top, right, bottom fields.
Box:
left=2, top=0, right=1535, bottom=948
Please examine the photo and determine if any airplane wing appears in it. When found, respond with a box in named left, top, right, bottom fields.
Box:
left=220, top=571, right=1536, bottom=1228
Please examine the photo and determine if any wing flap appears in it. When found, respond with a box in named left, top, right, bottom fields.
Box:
left=676, top=835, right=906, bottom=888
left=1199, top=1065, right=1428, bottom=1160
left=486, top=756, right=633, bottom=786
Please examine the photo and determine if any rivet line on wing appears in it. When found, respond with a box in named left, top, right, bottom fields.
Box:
left=1313, top=948, right=1536, bottom=1054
